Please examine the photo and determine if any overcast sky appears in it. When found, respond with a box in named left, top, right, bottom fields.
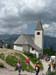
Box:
left=0, top=0, right=56, bottom=37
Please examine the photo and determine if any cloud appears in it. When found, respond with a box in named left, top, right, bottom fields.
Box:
left=0, top=22, right=28, bottom=34
left=0, top=0, right=51, bottom=18
left=43, top=22, right=56, bottom=37
left=0, top=0, right=19, bottom=17
left=43, top=24, right=50, bottom=30
left=0, top=0, right=56, bottom=36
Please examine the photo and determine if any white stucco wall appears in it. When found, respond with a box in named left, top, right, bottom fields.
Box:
left=36, top=52, right=39, bottom=58
left=30, top=47, right=39, bottom=58
left=34, top=30, right=43, bottom=50
left=14, top=45, right=23, bottom=51
left=14, top=45, right=39, bottom=58
left=23, top=45, right=29, bottom=52
left=30, top=47, right=36, bottom=54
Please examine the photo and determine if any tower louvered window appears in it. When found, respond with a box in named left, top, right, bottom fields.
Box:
left=37, top=32, right=40, bottom=35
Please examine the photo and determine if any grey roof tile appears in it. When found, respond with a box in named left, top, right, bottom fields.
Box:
left=35, top=20, right=43, bottom=30
left=14, top=34, right=40, bottom=51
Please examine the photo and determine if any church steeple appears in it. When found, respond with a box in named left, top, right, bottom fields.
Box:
left=35, top=20, right=43, bottom=30
left=34, top=19, right=43, bottom=51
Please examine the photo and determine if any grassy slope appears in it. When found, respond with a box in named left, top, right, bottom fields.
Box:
left=0, top=49, right=34, bottom=71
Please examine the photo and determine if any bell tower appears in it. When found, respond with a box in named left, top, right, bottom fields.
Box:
left=34, top=20, right=43, bottom=51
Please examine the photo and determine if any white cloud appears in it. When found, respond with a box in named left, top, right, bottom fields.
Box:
left=43, top=22, right=56, bottom=37
left=0, top=23, right=28, bottom=34
left=20, top=0, right=46, bottom=12
left=43, top=24, right=50, bottom=30
left=11, top=24, right=28, bottom=34
left=0, top=0, right=56, bottom=36
left=0, top=0, right=18, bottom=17
left=0, top=0, right=50, bottom=18
left=0, top=0, right=55, bottom=19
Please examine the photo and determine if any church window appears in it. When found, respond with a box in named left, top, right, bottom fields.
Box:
left=37, top=32, right=40, bottom=35
left=32, top=47, right=34, bottom=51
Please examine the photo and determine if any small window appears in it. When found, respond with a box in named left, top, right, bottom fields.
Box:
left=37, top=32, right=40, bottom=35
left=32, top=47, right=34, bottom=51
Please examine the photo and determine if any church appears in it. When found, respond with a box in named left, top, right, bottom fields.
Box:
left=13, top=20, right=43, bottom=58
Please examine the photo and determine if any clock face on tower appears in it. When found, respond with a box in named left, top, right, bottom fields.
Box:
left=37, top=32, right=40, bottom=35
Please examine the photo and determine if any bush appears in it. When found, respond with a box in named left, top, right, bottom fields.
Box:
left=0, top=53, right=5, bottom=60
left=6, top=54, right=34, bottom=71
left=24, top=52, right=38, bottom=64
left=15, top=53, right=34, bottom=71
left=43, top=48, right=56, bottom=56
left=6, top=55, right=18, bottom=66
left=14, top=53, right=34, bottom=71
left=47, top=71, right=56, bottom=75
left=23, top=52, right=43, bottom=71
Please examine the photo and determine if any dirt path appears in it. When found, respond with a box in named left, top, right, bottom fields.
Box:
left=20, top=53, right=44, bottom=75
left=20, top=53, right=35, bottom=68
left=0, top=68, right=35, bottom=75
left=0, top=48, right=50, bottom=75
left=0, top=59, right=14, bottom=70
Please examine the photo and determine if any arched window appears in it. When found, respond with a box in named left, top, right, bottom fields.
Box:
left=37, top=32, right=40, bottom=35
left=32, top=47, right=34, bottom=51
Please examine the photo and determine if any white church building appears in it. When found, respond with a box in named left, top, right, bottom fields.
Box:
left=13, top=20, right=43, bottom=58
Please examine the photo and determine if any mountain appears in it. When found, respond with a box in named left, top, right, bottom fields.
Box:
left=0, top=34, right=19, bottom=44
left=0, top=34, right=56, bottom=50
left=44, top=36, right=56, bottom=51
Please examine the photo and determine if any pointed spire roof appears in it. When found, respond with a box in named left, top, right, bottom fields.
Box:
left=35, top=19, right=43, bottom=30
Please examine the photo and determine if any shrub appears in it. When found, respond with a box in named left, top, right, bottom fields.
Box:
left=6, top=55, right=18, bottom=66
left=6, top=54, right=34, bottom=71
left=14, top=53, right=34, bottom=71
left=24, top=52, right=38, bottom=64
left=0, top=53, right=5, bottom=60
left=16, top=53, right=34, bottom=71
left=43, top=48, right=56, bottom=56
left=23, top=52, right=43, bottom=71
left=47, top=71, right=56, bottom=75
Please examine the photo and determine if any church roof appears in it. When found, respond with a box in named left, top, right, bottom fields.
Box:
left=35, top=20, right=43, bottom=30
left=14, top=34, right=40, bottom=51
